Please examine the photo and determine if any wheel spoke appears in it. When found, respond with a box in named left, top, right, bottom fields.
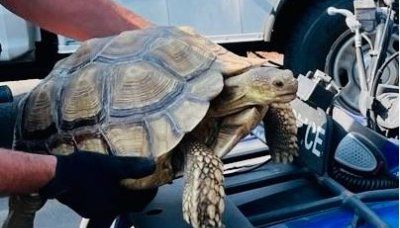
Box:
left=327, top=28, right=399, bottom=112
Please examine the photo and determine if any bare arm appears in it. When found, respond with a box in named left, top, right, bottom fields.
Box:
left=0, top=0, right=152, bottom=41
left=0, top=149, right=56, bottom=194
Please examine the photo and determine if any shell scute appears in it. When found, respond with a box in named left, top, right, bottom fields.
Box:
left=97, top=29, right=154, bottom=60
left=60, top=64, right=105, bottom=130
left=105, top=124, right=150, bottom=157
left=17, top=26, right=225, bottom=159
left=76, top=137, right=108, bottom=155
left=149, top=38, right=215, bottom=79
left=50, top=142, right=75, bottom=156
left=55, top=37, right=113, bottom=71
left=22, top=78, right=57, bottom=139
left=109, top=61, right=183, bottom=117
left=146, top=114, right=184, bottom=156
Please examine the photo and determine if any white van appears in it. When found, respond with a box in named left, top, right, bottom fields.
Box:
left=0, top=0, right=355, bottom=79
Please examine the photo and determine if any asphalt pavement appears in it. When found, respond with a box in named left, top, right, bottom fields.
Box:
left=0, top=197, right=81, bottom=228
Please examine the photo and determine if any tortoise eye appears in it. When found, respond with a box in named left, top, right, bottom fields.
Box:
left=273, top=80, right=284, bottom=88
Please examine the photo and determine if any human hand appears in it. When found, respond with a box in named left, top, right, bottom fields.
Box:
left=39, top=151, right=156, bottom=218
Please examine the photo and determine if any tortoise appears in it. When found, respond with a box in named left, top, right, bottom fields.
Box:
left=4, top=26, right=298, bottom=228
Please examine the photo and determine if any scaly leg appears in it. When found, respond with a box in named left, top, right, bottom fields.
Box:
left=2, top=194, right=45, bottom=228
left=264, top=103, right=298, bottom=163
left=180, top=139, right=225, bottom=228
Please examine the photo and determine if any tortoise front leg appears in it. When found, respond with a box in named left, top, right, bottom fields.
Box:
left=264, top=103, right=298, bottom=163
left=180, top=139, right=225, bottom=228
left=2, top=194, right=45, bottom=228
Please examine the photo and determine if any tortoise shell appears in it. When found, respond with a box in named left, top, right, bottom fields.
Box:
left=14, top=27, right=224, bottom=159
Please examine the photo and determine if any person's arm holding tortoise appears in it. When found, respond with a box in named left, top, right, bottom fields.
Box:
left=0, top=0, right=157, bottom=221
left=0, top=148, right=156, bottom=218
left=0, top=0, right=152, bottom=40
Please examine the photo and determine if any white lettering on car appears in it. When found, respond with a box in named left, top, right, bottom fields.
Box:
left=293, top=109, right=325, bottom=157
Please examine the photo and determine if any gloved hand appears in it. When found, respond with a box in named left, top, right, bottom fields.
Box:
left=39, top=151, right=157, bottom=218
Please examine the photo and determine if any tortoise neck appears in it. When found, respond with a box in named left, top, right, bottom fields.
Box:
left=209, top=94, right=258, bottom=118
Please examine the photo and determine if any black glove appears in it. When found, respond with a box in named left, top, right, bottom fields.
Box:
left=39, top=151, right=157, bottom=218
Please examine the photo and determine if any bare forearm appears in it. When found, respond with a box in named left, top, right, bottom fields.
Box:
left=1, top=0, right=152, bottom=40
left=0, top=149, right=56, bottom=194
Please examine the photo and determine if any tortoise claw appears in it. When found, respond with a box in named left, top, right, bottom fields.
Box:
left=270, top=142, right=299, bottom=164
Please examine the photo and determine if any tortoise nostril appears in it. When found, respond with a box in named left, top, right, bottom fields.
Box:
left=273, top=80, right=284, bottom=88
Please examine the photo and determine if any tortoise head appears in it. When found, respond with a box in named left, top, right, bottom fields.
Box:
left=211, top=67, right=298, bottom=117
